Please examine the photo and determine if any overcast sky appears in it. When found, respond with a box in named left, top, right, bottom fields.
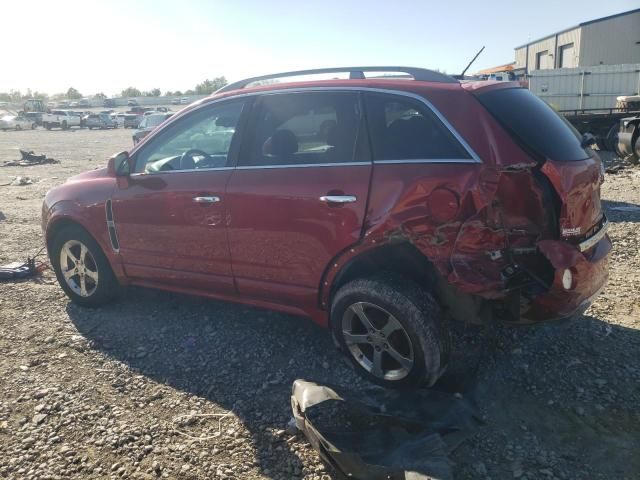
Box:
left=2, top=0, right=637, bottom=96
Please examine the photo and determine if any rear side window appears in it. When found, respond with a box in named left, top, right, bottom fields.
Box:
left=477, top=87, right=589, bottom=161
left=241, top=92, right=361, bottom=167
left=364, top=93, right=471, bottom=161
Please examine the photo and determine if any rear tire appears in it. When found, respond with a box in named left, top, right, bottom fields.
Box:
left=50, top=224, right=119, bottom=307
left=605, top=124, right=618, bottom=152
left=632, top=136, right=640, bottom=165
left=331, top=274, right=449, bottom=388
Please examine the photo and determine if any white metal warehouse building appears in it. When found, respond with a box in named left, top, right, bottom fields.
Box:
left=514, top=8, right=640, bottom=73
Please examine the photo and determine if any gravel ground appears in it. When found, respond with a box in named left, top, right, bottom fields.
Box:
left=0, top=128, right=638, bottom=480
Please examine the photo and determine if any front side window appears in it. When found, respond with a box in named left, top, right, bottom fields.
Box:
left=134, top=101, right=245, bottom=173
left=241, top=92, right=360, bottom=167
left=365, top=93, right=471, bottom=161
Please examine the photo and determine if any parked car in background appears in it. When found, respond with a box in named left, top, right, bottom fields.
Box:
left=42, top=110, right=82, bottom=130
left=79, top=99, right=91, bottom=108
left=127, top=99, right=139, bottom=106
left=104, top=98, right=117, bottom=108
left=128, top=106, right=153, bottom=116
left=180, top=97, right=189, bottom=104
left=113, top=113, right=126, bottom=128
left=132, top=112, right=173, bottom=144
left=56, top=101, right=70, bottom=108
left=84, top=113, right=118, bottom=129
left=41, top=66, right=610, bottom=388
left=0, top=114, right=37, bottom=130
left=171, top=98, right=181, bottom=105
left=24, top=111, right=44, bottom=126
left=123, top=114, right=140, bottom=129
left=70, top=101, right=79, bottom=107
left=0, top=101, right=8, bottom=108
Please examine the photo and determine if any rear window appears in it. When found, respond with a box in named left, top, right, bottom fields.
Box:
left=477, top=87, right=590, bottom=161
left=365, top=93, right=472, bottom=161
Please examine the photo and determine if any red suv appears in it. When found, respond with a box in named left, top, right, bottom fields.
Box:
left=42, top=67, right=611, bottom=388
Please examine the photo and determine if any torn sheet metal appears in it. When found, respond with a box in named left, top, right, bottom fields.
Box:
left=291, top=380, right=480, bottom=480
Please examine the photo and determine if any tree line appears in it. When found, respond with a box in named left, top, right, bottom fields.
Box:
left=0, top=77, right=227, bottom=103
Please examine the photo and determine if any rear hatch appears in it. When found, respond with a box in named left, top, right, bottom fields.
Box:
left=475, top=86, right=604, bottom=243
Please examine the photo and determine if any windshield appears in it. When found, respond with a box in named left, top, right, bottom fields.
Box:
left=477, top=87, right=591, bottom=162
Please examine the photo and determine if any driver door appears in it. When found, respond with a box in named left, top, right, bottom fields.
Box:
left=110, top=99, right=249, bottom=294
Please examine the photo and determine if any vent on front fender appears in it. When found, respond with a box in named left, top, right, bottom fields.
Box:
left=105, top=199, right=120, bottom=252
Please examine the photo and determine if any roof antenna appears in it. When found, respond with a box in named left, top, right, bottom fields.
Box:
left=459, top=46, right=485, bottom=78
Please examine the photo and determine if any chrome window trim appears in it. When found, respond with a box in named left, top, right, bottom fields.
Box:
left=141, top=86, right=483, bottom=175
left=235, top=161, right=370, bottom=170
left=129, top=166, right=234, bottom=177
left=211, top=86, right=482, bottom=165
left=374, top=158, right=479, bottom=165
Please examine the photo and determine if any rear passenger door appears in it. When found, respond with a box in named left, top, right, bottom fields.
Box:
left=225, top=91, right=371, bottom=306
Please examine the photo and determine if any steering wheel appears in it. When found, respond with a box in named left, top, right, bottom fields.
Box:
left=179, top=149, right=208, bottom=170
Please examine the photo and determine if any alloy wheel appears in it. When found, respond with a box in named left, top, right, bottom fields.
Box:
left=341, top=302, right=414, bottom=381
left=59, top=240, right=99, bottom=297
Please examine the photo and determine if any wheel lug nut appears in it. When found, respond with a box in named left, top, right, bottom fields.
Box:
left=366, top=336, right=372, bottom=343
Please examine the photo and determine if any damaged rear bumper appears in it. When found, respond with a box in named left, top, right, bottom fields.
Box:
left=521, top=230, right=611, bottom=323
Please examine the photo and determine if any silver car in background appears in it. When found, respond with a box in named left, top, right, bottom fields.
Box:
left=83, top=113, right=118, bottom=129
left=132, top=112, right=173, bottom=144
left=0, top=115, right=37, bottom=131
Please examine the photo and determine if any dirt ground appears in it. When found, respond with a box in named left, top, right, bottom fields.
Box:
left=0, top=127, right=638, bottom=480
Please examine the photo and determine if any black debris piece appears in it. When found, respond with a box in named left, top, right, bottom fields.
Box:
left=0, top=247, right=48, bottom=281
left=0, top=259, right=37, bottom=281
left=291, top=380, right=480, bottom=480
left=1, top=150, right=59, bottom=167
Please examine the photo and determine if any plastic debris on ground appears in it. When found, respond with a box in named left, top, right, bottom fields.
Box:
left=0, top=247, right=48, bottom=281
left=290, top=379, right=481, bottom=480
left=2, top=150, right=59, bottom=167
left=9, top=176, right=34, bottom=186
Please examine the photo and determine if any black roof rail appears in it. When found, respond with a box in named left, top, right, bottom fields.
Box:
left=216, top=66, right=456, bottom=93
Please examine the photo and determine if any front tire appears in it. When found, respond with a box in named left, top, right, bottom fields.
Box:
left=50, top=224, right=119, bottom=306
left=331, top=274, right=449, bottom=388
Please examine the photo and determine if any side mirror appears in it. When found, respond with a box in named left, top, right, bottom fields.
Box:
left=107, top=151, right=131, bottom=177
left=581, top=133, right=597, bottom=149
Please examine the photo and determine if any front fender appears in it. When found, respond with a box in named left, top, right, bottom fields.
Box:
left=43, top=177, right=125, bottom=281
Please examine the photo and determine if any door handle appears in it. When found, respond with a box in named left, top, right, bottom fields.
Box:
left=320, top=195, right=357, bottom=204
left=193, top=196, right=221, bottom=203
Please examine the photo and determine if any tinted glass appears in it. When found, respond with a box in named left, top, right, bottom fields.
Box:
left=477, top=88, right=590, bottom=161
left=365, top=93, right=471, bottom=161
left=241, top=92, right=360, bottom=166
left=135, top=101, right=244, bottom=173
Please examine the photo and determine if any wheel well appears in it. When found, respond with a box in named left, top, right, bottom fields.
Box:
left=46, top=218, right=83, bottom=251
left=329, top=241, right=491, bottom=325
left=330, top=242, right=436, bottom=301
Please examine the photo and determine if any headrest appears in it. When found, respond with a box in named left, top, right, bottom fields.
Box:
left=262, top=129, right=299, bottom=156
